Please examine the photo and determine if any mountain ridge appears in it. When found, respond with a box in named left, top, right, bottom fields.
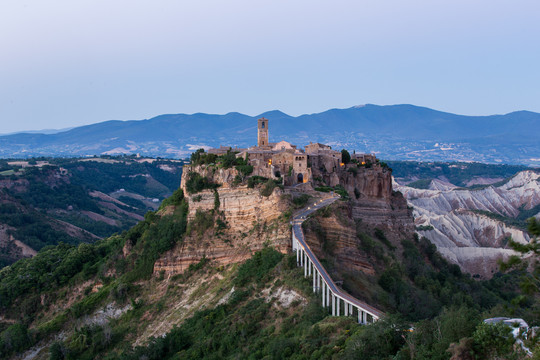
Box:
left=1, top=104, right=539, bottom=164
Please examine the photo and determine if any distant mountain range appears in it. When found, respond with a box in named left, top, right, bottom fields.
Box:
left=1, top=104, right=539, bottom=165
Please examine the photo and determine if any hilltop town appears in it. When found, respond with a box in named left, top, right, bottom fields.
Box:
left=155, top=117, right=413, bottom=277
left=205, top=117, right=381, bottom=189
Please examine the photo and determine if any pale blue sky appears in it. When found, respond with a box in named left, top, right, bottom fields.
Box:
left=1, top=0, right=539, bottom=133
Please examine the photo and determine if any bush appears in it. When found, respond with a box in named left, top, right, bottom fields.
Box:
left=234, top=247, right=283, bottom=287
left=472, top=322, right=516, bottom=359
left=159, top=188, right=185, bottom=209
left=374, top=228, right=395, bottom=250
left=314, top=186, right=332, bottom=193
left=184, top=172, right=219, bottom=194
left=236, top=164, right=253, bottom=176
left=247, top=176, right=268, bottom=188
left=259, top=179, right=276, bottom=197
left=334, top=185, right=349, bottom=199
left=188, top=210, right=214, bottom=236
left=0, top=323, right=31, bottom=357
left=347, top=167, right=358, bottom=175
left=292, top=194, right=311, bottom=209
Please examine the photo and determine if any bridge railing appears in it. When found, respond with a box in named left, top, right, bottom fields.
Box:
left=292, top=197, right=383, bottom=323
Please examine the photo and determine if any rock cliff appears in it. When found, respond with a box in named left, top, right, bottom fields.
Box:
left=155, top=163, right=415, bottom=278
left=395, top=170, right=540, bottom=278
left=306, top=165, right=414, bottom=275
left=154, top=165, right=291, bottom=275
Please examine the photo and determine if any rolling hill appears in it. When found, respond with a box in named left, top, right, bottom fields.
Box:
left=1, top=104, right=539, bottom=165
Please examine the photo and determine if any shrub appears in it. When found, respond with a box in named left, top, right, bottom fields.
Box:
left=374, top=228, right=395, bottom=250
left=292, top=194, right=311, bottom=209
left=159, top=188, right=185, bottom=209
left=259, top=179, right=276, bottom=197
left=314, top=186, right=332, bottom=193
left=185, top=172, right=219, bottom=194
left=334, top=185, right=349, bottom=199
left=0, top=323, right=31, bottom=357
left=213, top=190, right=220, bottom=211
left=236, top=164, right=253, bottom=176
left=247, top=176, right=268, bottom=188
left=232, top=174, right=243, bottom=186
left=234, top=247, right=283, bottom=287
left=188, top=210, right=214, bottom=236
left=472, top=322, right=515, bottom=359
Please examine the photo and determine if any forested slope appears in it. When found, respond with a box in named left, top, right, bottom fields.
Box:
left=0, top=186, right=537, bottom=359
left=0, top=156, right=183, bottom=267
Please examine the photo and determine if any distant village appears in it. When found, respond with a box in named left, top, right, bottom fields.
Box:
left=209, top=117, right=378, bottom=186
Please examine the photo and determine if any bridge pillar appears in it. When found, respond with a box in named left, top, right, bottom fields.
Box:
left=357, top=308, right=361, bottom=323
left=326, top=285, right=330, bottom=309
left=312, top=268, right=316, bottom=293
left=322, top=282, right=325, bottom=307
left=308, top=260, right=312, bottom=276
left=344, top=301, right=348, bottom=316
left=316, top=272, right=320, bottom=292
left=304, top=253, right=308, bottom=277
left=296, top=246, right=299, bottom=265
left=337, top=297, right=340, bottom=316
left=331, top=295, right=335, bottom=316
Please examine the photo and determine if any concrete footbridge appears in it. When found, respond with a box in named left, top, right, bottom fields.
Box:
left=292, top=194, right=384, bottom=324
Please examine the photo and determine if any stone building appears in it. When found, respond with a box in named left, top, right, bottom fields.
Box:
left=210, top=117, right=376, bottom=187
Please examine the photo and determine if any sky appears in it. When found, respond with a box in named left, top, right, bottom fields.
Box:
left=1, top=0, right=539, bottom=134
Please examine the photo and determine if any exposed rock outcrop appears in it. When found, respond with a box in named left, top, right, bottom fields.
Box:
left=154, top=165, right=291, bottom=275
left=395, top=170, right=540, bottom=278
left=303, top=166, right=414, bottom=276
left=155, top=163, right=415, bottom=277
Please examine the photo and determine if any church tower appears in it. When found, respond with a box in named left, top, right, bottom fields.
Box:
left=257, top=117, right=269, bottom=147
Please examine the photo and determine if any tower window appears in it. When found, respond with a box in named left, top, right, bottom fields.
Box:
left=262, top=122, right=265, bottom=128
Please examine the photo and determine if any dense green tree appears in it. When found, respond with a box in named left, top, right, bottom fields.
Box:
left=341, top=149, right=351, bottom=164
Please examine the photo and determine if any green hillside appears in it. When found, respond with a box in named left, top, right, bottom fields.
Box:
left=0, top=187, right=538, bottom=359
left=0, top=156, right=184, bottom=267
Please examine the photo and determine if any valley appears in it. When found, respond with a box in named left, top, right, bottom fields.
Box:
left=0, top=156, right=183, bottom=268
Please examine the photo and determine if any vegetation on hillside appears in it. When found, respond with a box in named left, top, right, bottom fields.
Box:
left=0, top=188, right=189, bottom=359
left=0, top=165, right=538, bottom=358
left=0, top=156, right=183, bottom=267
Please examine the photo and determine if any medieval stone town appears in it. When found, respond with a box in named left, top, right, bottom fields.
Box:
left=209, top=117, right=378, bottom=187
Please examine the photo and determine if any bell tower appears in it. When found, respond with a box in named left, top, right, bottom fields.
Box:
left=257, top=117, right=269, bottom=147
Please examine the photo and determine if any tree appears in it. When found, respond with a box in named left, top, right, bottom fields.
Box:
left=500, top=218, right=539, bottom=295
left=341, top=149, right=351, bottom=164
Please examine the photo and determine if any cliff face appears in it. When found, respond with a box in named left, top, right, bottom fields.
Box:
left=395, top=171, right=540, bottom=278
left=155, top=164, right=415, bottom=278
left=304, top=165, right=414, bottom=277
left=342, top=165, right=414, bottom=236
left=154, top=165, right=291, bottom=275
